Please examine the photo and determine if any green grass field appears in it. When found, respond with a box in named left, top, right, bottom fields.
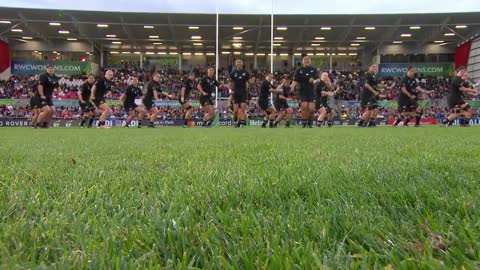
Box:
left=0, top=126, right=479, bottom=269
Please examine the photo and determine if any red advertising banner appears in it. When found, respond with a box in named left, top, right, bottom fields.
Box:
left=0, top=40, right=10, bottom=77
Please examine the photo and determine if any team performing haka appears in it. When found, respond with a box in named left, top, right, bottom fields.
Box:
left=28, top=63, right=479, bottom=129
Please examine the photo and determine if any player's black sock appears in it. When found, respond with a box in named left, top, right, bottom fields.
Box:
left=269, top=120, right=275, bottom=128
left=80, top=117, right=87, bottom=126
left=415, top=113, right=422, bottom=126
left=286, top=121, right=290, bottom=128
left=184, top=119, right=188, bottom=126
left=327, top=121, right=333, bottom=127
left=458, top=117, right=465, bottom=126
left=42, top=122, right=48, bottom=128
left=317, top=120, right=324, bottom=127
left=88, top=117, right=95, bottom=127
left=358, top=119, right=365, bottom=126
left=300, top=119, right=306, bottom=127
left=393, top=115, right=404, bottom=126
left=464, top=118, right=471, bottom=126
left=368, top=118, right=376, bottom=127
left=148, top=121, right=155, bottom=127
left=307, top=121, right=313, bottom=128
left=447, top=120, right=454, bottom=126
left=240, top=120, right=246, bottom=127
left=404, top=116, right=411, bottom=126
left=261, top=119, right=268, bottom=128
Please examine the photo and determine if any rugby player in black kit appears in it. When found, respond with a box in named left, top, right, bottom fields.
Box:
left=273, top=77, right=293, bottom=128
left=359, top=64, right=385, bottom=127
left=198, top=67, right=219, bottom=127
left=143, top=72, right=175, bottom=128
left=121, top=75, right=145, bottom=128
left=35, top=65, right=59, bottom=128
left=179, top=72, right=196, bottom=127
left=443, top=68, right=479, bottom=127
left=230, top=59, right=250, bottom=127
left=258, top=73, right=277, bottom=128
left=78, top=74, right=96, bottom=128
left=316, top=72, right=340, bottom=127
left=290, top=56, right=319, bottom=128
left=392, top=66, right=434, bottom=127
left=28, top=77, right=40, bottom=128
left=90, top=70, right=114, bottom=128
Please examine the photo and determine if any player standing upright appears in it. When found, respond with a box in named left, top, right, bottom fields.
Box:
left=78, top=74, right=96, bottom=128
left=230, top=59, right=250, bottom=128
left=198, top=67, right=219, bottom=127
left=290, top=56, right=319, bottom=128
left=179, top=72, right=196, bottom=127
left=28, top=77, right=40, bottom=128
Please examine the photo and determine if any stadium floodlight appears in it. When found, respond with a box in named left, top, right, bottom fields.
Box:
left=321, top=26, right=332, bottom=30
left=145, top=52, right=154, bottom=55
left=338, top=53, right=347, bottom=56
left=311, top=44, right=321, bottom=46
left=455, top=25, right=467, bottom=29
left=169, top=52, right=178, bottom=55
left=194, top=52, right=204, bottom=56
left=112, top=41, right=122, bottom=44
left=0, top=20, right=12, bottom=24
left=444, top=33, right=455, bottom=36
left=273, top=43, right=281, bottom=47
left=316, top=53, right=325, bottom=56
left=365, top=26, right=376, bottom=30
left=153, top=42, right=163, bottom=45
left=233, top=26, right=244, bottom=30
left=193, top=43, right=203, bottom=46
left=11, top=29, right=23, bottom=32
left=350, top=43, right=360, bottom=46
left=349, top=53, right=358, bottom=56
left=106, top=34, right=117, bottom=38
left=67, top=38, right=77, bottom=41
left=232, top=43, right=242, bottom=47
left=110, top=51, right=119, bottom=54
left=245, top=53, right=254, bottom=56
left=409, top=26, right=421, bottom=30
left=58, top=30, right=70, bottom=34
left=256, top=53, right=266, bottom=56
left=393, top=41, right=403, bottom=44
left=22, top=37, right=33, bottom=40
left=279, top=53, right=289, bottom=56
left=315, top=37, right=325, bottom=40
left=206, top=53, right=215, bottom=56
left=191, top=36, right=202, bottom=40
left=401, top=33, right=412, bottom=37
left=276, top=26, right=288, bottom=30
left=356, top=37, right=366, bottom=40
left=183, top=52, right=192, bottom=55
left=233, top=37, right=243, bottom=40
left=157, top=52, right=167, bottom=55
left=97, top=24, right=109, bottom=28
left=122, top=52, right=131, bottom=54
left=149, top=35, right=159, bottom=39
left=274, top=37, right=284, bottom=40
left=144, top=25, right=154, bottom=29
left=233, top=52, right=242, bottom=55
left=133, top=52, right=141, bottom=54
left=188, top=26, right=199, bottom=29
left=294, top=53, right=302, bottom=56
left=434, top=40, right=444, bottom=43
left=221, top=52, right=230, bottom=55
left=307, top=53, right=314, bottom=56
left=49, top=22, right=61, bottom=26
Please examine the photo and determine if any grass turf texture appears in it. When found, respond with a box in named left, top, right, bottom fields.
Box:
left=0, top=127, right=479, bottom=269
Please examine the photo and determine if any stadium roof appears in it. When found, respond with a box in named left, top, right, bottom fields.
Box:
left=1, top=7, right=479, bottom=54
